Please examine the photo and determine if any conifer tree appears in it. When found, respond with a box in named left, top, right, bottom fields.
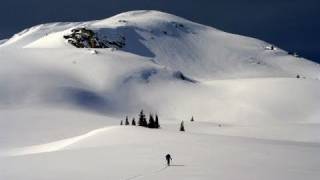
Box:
left=138, top=110, right=146, bottom=127
left=120, top=120, right=123, bottom=125
left=132, top=118, right=136, bottom=126
left=125, top=116, right=130, bottom=125
left=191, top=116, right=194, bottom=122
left=180, top=121, right=185, bottom=132
left=143, top=118, right=148, bottom=127
left=155, top=114, right=160, bottom=129
left=148, top=114, right=155, bottom=128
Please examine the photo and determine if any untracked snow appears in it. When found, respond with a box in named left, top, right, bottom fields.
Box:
left=0, top=10, right=320, bottom=180
left=0, top=39, right=7, bottom=45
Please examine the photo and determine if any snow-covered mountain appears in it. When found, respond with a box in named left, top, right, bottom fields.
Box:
left=2, top=10, right=320, bottom=79
left=0, top=10, right=320, bottom=180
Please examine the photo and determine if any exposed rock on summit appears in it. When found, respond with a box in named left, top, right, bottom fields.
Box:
left=63, top=28, right=125, bottom=49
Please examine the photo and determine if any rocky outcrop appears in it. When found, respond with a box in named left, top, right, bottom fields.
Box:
left=63, top=28, right=125, bottom=49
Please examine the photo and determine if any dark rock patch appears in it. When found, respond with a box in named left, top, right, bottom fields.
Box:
left=63, top=27, right=125, bottom=49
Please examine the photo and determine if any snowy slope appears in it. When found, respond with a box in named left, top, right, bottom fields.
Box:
left=1, top=126, right=320, bottom=180
left=0, top=39, right=7, bottom=45
left=0, top=10, right=320, bottom=180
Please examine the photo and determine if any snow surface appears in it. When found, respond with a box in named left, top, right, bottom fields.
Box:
left=0, top=39, right=7, bottom=45
left=0, top=10, right=320, bottom=180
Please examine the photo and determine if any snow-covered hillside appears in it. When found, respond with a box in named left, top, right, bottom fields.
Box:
left=0, top=39, right=7, bottom=45
left=0, top=10, right=320, bottom=180
left=2, top=10, right=320, bottom=79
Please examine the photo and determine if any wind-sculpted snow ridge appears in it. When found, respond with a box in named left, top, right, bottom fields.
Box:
left=0, top=127, right=116, bottom=157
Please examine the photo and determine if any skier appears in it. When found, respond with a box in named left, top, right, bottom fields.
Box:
left=165, top=154, right=172, bottom=166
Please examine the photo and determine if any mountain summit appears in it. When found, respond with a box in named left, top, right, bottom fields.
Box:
left=2, top=10, right=319, bottom=79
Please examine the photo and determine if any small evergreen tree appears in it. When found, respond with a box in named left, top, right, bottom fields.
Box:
left=138, top=110, right=147, bottom=127
left=132, top=118, right=136, bottom=126
left=148, top=114, right=155, bottom=128
left=191, top=116, right=194, bottom=122
left=125, top=116, right=130, bottom=125
left=120, top=120, right=123, bottom=125
left=143, top=118, right=148, bottom=127
left=180, top=121, right=185, bottom=132
left=155, top=114, right=160, bottom=129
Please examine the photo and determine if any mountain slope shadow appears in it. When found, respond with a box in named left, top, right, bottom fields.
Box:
left=55, top=87, right=111, bottom=114
left=95, top=26, right=155, bottom=57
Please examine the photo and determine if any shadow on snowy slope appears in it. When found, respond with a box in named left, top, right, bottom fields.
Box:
left=94, top=26, right=155, bottom=58
left=123, top=68, right=197, bottom=84
left=49, top=87, right=114, bottom=115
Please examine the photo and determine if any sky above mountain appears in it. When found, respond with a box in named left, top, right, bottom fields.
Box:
left=1, top=0, right=319, bottom=63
